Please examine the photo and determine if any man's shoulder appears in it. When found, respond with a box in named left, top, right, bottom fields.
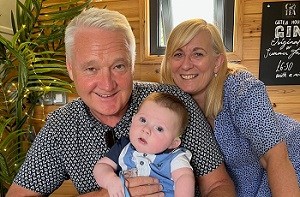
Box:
left=133, top=81, right=186, bottom=96
left=47, top=98, right=87, bottom=119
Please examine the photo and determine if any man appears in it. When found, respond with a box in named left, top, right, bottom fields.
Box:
left=6, top=8, right=235, bottom=197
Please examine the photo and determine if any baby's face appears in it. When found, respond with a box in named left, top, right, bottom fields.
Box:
left=129, top=101, right=181, bottom=154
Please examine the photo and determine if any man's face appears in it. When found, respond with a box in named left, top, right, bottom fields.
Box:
left=67, top=27, right=133, bottom=126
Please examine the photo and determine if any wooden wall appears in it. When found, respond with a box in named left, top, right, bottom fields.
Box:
left=44, top=0, right=300, bottom=196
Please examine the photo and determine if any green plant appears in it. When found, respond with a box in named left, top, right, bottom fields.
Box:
left=0, top=0, right=92, bottom=194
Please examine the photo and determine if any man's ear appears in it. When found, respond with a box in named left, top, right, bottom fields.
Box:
left=169, top=137, right=181, bottom=149
left=214, top=53, right=225, bottom=74
left=66, top=61, right=74, bottom=81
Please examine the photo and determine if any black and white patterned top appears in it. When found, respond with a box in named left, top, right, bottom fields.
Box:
left=14, top=81, right=223, bottom=195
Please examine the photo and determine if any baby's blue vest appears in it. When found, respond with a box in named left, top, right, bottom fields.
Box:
left=119, top=143, right=188, bottom=197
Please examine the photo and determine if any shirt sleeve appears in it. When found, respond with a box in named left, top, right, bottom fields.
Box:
left=225, top=71, right=284, bottom=157
left=170, top=148, right=193, bottom=172
left=13, top=112, right=68, bottom=195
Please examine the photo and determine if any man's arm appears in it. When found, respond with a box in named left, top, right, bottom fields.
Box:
left=79, top=177, right=164, bottom=197
left=7, top=177, right=164, bottom=197
left=198, top=163, right=236, bottom=197
left=6, top=183, right=42, bottom=197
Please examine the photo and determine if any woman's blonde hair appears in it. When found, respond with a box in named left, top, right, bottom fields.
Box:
left=160, top=19, right=245, bottom=119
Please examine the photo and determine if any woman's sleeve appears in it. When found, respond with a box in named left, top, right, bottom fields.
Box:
left=226, top=72, right=284, bottom=157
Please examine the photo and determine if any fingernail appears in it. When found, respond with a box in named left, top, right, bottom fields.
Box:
left=160, top=184, right=163, bottom=190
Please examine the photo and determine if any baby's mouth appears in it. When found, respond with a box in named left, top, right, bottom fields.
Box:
left=138, top=137, right=147, bottom=144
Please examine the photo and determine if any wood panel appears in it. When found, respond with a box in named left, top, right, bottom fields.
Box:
left=243, top=14, right=262, bottom=38
left=243, top=37, right=261, bottom=60
left=242, top=60, right=260, bottom=77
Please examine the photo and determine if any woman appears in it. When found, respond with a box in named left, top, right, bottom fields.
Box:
left=160, top=18, right=300, bottom=196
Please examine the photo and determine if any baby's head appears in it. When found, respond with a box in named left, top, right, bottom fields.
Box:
left=129, top=92, right=189, bottom=154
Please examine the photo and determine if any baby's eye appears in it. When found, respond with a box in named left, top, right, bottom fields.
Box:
left=139, top=117, right=146, bottom=124
left=154, top=126, right=164, bottom=132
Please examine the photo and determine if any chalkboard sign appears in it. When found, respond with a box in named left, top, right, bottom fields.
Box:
left=259, top=1, right=300, bottom=85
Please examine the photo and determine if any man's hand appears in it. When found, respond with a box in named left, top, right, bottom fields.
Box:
left=126, top=176, right=164, bottom=197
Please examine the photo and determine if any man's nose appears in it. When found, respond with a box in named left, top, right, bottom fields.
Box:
left=98, top=70, right=115, bottom=91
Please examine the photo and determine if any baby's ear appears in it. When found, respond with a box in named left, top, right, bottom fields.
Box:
left=169, top=137, right=181, bottom=149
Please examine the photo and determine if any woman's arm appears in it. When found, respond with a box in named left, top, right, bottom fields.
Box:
left=260, top=141, right=300, bottom=196
left=198, top=163, right=236, bottom=197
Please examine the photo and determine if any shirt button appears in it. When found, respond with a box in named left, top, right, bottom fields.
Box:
left=143, top=153, right=147, bottom=157
left=140, top=161, right=144, bottom=165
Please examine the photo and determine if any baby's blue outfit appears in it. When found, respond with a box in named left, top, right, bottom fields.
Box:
left=214, top=70, right=300, bottom=196
left=106, top=137, right=192, bottom=197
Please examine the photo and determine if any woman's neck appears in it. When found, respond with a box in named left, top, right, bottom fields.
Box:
left=192, top=93, right=205, bottom=111
left=192, top=93, right=215, bottom=128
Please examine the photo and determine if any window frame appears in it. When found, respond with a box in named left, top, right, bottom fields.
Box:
left=139, top=0, right=243, bottom=64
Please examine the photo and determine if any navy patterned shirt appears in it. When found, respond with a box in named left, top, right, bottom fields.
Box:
left=14, top=81, right=223, bottom=196
left=214, top=71, right=300, bottom=196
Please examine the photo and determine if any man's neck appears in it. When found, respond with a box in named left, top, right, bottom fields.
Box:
left=90, top=110, right=127, bottom=127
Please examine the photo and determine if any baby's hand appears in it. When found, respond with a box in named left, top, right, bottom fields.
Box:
left=107, top=176, right=124, bottom=197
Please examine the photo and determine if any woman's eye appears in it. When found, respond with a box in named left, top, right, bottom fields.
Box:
left=173, top=52, right=183, bottom=58
left=193, top=52, right=203, bottom=57
left=155, top=126, right=164, bottom=132
left=139, top=117, right=146, bottom=123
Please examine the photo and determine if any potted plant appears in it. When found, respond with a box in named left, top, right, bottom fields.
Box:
left=0, top=0, right=92, bottom=194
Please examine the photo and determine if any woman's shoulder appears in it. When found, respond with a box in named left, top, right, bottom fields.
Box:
left=226, top=70, right=256, bottom=84
left=225, top=70, right=265, bottom=91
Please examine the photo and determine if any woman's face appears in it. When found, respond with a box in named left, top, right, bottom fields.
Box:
left=169, top=31, right=222, bottom=99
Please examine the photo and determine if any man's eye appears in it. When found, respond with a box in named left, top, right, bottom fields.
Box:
left=155, top=126, right=164, bottom=132
left=139, top=117, right=146, bottom=123
left=114, top=64, right=126, bottom=71
left=86, top=67, right=96, bottom=72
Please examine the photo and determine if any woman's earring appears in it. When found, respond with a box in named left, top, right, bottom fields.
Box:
left=214, top=73, right=217, bottom=77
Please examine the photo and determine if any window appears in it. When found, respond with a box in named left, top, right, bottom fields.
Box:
left=149, top=0, right=236, bottom=55
left=150, top=0, right=234, bottom=54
